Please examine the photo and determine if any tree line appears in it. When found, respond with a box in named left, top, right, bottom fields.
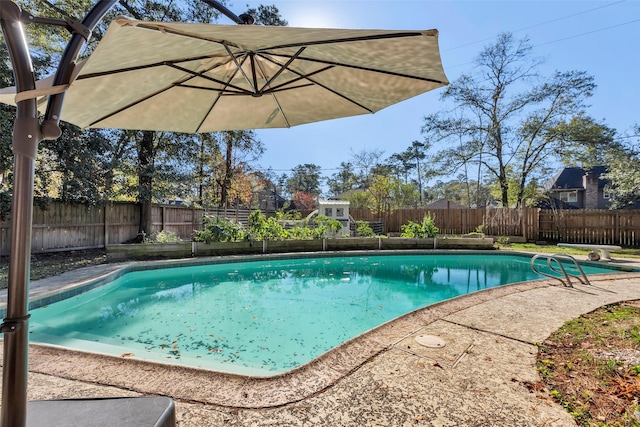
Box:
left=1, top=1, right=638, bottom=239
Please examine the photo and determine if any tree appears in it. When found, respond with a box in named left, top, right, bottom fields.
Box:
left=367, top=175, right=417, bottom=212
left=389, top=140, right=433, bottom=205
left=387, top=151, right=414, bottom=184
left=602, top=124, right=640, bottom=208
left=549, top=115, right=622, bottom=169
left=245, top=4, right=288, bottom=26
left=218, top=130, right=263, bottom=208
left=423, top=33, right=596, bottom=207
left=287, top=164, right=322, bottom=195
left=326, top=162, right=358, bottom=196
left=350, top=148, right=385, bottom=188
left=426, top=177, right=494, bottom=208
left=344, top=191, right=374, bottom=209
left=291, top=191, right=317, bottom=210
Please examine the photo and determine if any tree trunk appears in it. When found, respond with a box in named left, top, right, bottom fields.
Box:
left=198, top=135, right=205, bottom=206
left=220, top=133, right=233, bottom=208
left=137, top=131, right=155, bottom=239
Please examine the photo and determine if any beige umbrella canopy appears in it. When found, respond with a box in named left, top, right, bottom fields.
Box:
left=1, top=17, right=448, bottom=132
left=1, top=3, right=449, bottom=424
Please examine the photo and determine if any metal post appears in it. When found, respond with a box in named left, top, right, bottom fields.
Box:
left=200, top=0, right=254, bottom=24
left=0, top=4, right=41, bottom=426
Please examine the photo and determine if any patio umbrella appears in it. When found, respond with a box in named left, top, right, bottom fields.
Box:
left=0, top=5, right=448, bottom=426
left=0, top=17, right=448, bottom=132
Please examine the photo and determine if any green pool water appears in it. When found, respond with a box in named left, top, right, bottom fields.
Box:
left=28, top=254, right=618, bottom=376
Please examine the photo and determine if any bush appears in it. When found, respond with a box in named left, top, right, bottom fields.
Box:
left=288, top=226, right=313, bottom=240
left=153, top=230, right=181, bottom=243
left=310, top=214, right=343, bottom=238
left=247, top=210, right=288, bottom=241
left=356, top=220, right=375, bottom=237
left=194, top=215, right=245, bottom=243
left=400, top=214, right=439, bottom=238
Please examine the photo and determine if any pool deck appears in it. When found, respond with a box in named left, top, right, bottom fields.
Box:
left=1, top=253, right=640, bottom=426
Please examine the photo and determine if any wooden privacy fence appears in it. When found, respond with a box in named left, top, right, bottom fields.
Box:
left=538, top=209, right=640, bottom=246
left=0, top=202, right=261, bottom=255
left=350, top=207, right=640, bottom=245
left=349, top=207, right=539, bottom=238
left=3, top=202, right=640, bottom=254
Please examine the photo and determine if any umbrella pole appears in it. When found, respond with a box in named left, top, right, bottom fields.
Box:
left=0, top=4, right=41, bottom=427
left=0, top=2, right=118, bottom=426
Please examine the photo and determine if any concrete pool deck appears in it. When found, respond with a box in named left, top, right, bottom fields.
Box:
left=1, top=254, right=640, bottom=425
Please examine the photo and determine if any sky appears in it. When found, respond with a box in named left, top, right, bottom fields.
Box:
left=228, top=0, right=640, bottom=185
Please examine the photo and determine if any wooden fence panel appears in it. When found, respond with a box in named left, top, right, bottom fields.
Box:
left=150, top=205, right=204, bottom=240
left=349, top=208, right=487, bottom=235
left=33, top=202, right=98, bottom=252
left=618, top=210, right=640, bottom=246
left=105, top=203, right=139, bottom=245
left=536, top=209, right=640, bottom=246
left=203, top=207, right=251, bottom=226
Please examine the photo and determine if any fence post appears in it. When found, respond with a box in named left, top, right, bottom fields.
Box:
left=103, top=203, right=109, bottom=248
left=614, top=211, right=620, bottom=245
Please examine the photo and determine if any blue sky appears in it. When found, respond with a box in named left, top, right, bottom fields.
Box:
left=230, top=0, right=639, bottom=183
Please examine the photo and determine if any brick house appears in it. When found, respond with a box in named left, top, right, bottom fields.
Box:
left=543, top=166, right=610, bottom=209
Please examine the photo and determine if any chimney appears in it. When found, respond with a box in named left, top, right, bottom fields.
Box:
left=584, top=170, right=599, bottom=209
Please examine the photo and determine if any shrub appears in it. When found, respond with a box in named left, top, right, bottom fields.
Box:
left=311, top=223, right=329, bottom=239
left=247, top=210, right=288, bottom=241
left=310, top=214, right=340, bottom=238
left=194, top=215, right=245, bottom=243
left=152, top=230, right=181, bottom=243
left=288, top=226, right=313, bottom=240
left=356, top=220, right=375, bottom=237
left=400, top=214, right=439, bottom=238
left=263, top=216, right=289, bottom=240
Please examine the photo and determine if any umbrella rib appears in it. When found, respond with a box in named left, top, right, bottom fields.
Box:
left=85, top=84, right=177, bottom=128
left=134, top=22, right=243, bottom=48
left=195, top=88, right=223, bottom=133
left=178, top=83, right=248, bottom=94
left=258, top=64, right=333, bottom=93
left=256, top=54, right=374, bottom=113
left=223, top=44, right=259, bottom=94
left=168, top=63, right=253, bottom=95
left=250, top=53, right=260, bottom=93
left=219, top=83, right=315, bottom=95
left=256, top=31, right=427, bottom=51
left=258, top=47, right=306, bottom=93
left=267, top=52, right=447, bottom=85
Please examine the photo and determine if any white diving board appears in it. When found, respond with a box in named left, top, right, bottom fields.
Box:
left=557, top=243, right=622, bottom=261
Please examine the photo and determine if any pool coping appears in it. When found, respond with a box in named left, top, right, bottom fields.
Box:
left=4, top=250, right=639, bottom=408
left=23, top=273, right=640, bottom=409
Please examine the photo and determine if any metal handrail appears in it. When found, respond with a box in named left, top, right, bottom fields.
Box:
left=530, top=253, right=591, bottom=287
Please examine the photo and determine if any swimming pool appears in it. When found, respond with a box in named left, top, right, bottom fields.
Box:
left=28, top=252, right=621, bottom=376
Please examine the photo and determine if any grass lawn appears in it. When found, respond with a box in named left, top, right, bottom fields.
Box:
left=499, top=242, right=640, bottom=259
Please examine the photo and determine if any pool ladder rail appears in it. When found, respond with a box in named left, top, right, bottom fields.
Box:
left=530, top=253, right=591, bottom=288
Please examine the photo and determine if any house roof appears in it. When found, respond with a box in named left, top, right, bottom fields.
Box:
left=423, top=199, right=467, bottom=209
left=544, top=166, right=608, bottom=191
left=318, top=200, right=350, bottom=206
